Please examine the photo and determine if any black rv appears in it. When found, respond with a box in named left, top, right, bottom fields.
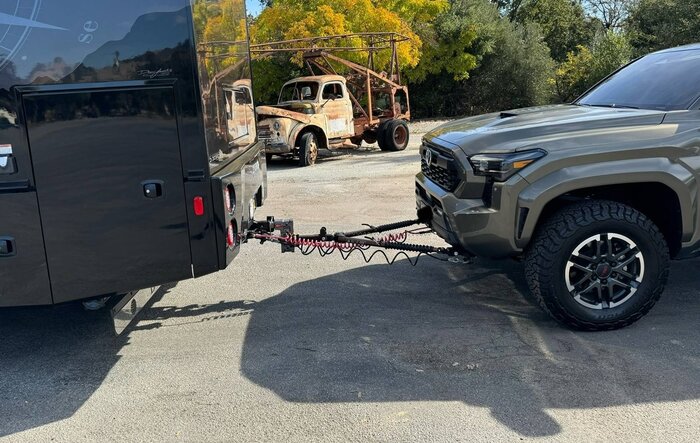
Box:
left=0, top=0, right=265, bottom=307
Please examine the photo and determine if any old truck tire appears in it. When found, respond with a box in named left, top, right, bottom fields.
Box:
left=298, top=132, right=318, bottom=167
left=379, top=119, right=409, bottom=151
left=376, top=120, right=392, bottom=151
left=362, top=131, right=378, bottom=145
left=524, top=200, right=669, bottom=331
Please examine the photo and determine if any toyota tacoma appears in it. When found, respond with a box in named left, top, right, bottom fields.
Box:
left=416, top=43, right=700, bottom=330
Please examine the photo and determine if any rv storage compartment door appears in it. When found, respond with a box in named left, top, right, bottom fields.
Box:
left=23, top=84, right=192, bottom=303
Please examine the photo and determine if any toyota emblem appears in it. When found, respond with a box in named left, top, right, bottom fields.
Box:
left=423, top=148, right=433, bottom=165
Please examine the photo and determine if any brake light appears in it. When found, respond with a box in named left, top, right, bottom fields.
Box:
left=225, top=185, right=236, bottom=214
left=193, top=196, right=205, bottom=216
left=227, top=221, right=237, bottom=248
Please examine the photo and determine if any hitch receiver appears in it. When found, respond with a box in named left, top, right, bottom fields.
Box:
left=249, top=216, right=295, bottom=253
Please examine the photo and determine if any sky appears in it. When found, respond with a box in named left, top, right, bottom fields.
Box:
left=246, top=0, right=264, bottom=17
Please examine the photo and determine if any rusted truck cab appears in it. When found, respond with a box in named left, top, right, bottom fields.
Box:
left=257, top=75, right=354, bottom=165
left=258, top=74, right=410, bottom=166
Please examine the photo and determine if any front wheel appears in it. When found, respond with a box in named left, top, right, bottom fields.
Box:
left=298, top=132, right=318, bottom=167
left=524, top=201, right=669, bottom=331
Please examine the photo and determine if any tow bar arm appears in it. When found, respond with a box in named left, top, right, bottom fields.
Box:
left=247, top=210, right=473, bottom=265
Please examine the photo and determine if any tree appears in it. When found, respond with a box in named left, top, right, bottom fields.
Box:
left=409, top=1, right=555, bottom=117
left=515, top=0, right=596, bottom=61
left=627, top=0, right=700, bottom=55
left=406, top=0, right=498, bottom=82
left=466, top=22, right=555, bottom=113
left=250, top=0, right=427, bottom=71
left=554, top=31, right=632, bottom=101
left=584, top=0, right=637, bottom=30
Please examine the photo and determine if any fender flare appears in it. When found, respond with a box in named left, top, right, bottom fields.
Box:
left=291, top=124, right=328, bottom=150
left=516, top=158, right=696, bottom=248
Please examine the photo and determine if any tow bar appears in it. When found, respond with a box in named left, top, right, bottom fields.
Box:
left=247, top=209, right=473, bottom=266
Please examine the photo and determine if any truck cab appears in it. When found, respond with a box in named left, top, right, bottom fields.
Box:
left=257, top=75, right=355, bottom=165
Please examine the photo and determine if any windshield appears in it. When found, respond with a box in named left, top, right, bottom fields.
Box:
left=279, top=82, right=319, bottom=103
left=577, top=49, right=700, bottom=111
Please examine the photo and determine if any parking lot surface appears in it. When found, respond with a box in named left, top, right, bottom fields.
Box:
left=1, top=134, right=699, bottom=442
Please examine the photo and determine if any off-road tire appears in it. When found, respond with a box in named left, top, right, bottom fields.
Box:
left=265, top=153, right=273, bottom=163
left=378, top=119, right=409, bottom=151
left=524, top=200, right=669, bottom=331
left=298, top=132, right=318, bottom=167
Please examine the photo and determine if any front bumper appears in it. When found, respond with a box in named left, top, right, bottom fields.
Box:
left=262, top=140, right=293, bottom=154
left=415, top=149, right=525, bottom=258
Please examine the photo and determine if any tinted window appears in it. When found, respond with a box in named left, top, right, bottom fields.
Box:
left=279, top=82, right=319, bottom=102
left=191, top=0, right=257, bottom=171
left=577, top=49, right=700, bottom=111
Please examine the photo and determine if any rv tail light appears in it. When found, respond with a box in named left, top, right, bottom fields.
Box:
left=225, top=185, right=236, bottom=214
left=227, top=220, right=238, bottom=248
left=193, top=196, right=205, bottom=216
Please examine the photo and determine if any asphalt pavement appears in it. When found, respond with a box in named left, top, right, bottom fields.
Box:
left=1, top=134, right=698, bottom=442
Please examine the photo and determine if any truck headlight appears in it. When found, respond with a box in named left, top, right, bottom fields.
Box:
left=469, top=149, right=546, bottom=181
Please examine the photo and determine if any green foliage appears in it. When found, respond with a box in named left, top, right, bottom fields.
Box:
left=406, top=0, right=501, bottom=82
left=514, top=0, right=596, bottom=61
left=627, top=0, right=700, bottom=56
left=554, top=31, right=632, bottom=102
left=410, top=4, right=555, bottom=117
left=246, top=0, right=697, bottom=118
left=470, top=23, right=556, bottom=112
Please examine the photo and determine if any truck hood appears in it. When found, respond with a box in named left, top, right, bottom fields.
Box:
left=256, top=105, right=312, bottom=124
left=426, top=105, right=668, bottom=155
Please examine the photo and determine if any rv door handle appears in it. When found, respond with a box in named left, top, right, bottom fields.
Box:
left=0, top=237, right=15, bottom=257
left=142, top=180, right=164, bottom=199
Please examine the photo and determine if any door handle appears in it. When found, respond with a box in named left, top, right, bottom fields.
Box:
left=0, top=144, right=16, bottom=175
left=0, top=237, right=16, bottom=257
left=142, top=180, right=164, bottom=199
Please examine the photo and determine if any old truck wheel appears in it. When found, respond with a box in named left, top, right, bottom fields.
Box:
left=376, top=120, right=392, bottom=151
left=380, top=119, right=409, bottom=151
left=362, top=131, right=378, bottom=145
left=298, top=132, right=318, bottom=166
left=524, top=200, right=669, bottom=331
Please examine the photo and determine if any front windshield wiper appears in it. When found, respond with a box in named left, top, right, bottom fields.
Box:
left=576, top=103, right=640, bottom=110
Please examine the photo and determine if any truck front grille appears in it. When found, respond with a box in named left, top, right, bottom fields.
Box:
left=421, top=143, right=461, bottom=192
left=258, top=125, right=272, bottom=141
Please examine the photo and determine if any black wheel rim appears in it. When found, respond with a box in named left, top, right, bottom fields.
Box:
left=565, top=233, right=645, bottom=309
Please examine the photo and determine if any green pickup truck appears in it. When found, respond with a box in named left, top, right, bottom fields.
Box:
left=417, top=43, right=700, bottom=330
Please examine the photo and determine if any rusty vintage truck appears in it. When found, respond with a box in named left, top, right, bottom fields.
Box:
left=253, top=33, right=412, bottom=166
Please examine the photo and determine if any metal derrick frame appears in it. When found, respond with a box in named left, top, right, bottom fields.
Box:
left=250, top=33, right=411, bottom=131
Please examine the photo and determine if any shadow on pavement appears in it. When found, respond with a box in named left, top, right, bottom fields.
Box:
left=1, top=258, right=697, bottom=438
left=0, top=284, right=256, bottom=437
left=239, top=257, right=700, bottom=437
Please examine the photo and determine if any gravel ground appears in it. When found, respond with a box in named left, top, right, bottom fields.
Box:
left=0, top=133, right=699, bottom=442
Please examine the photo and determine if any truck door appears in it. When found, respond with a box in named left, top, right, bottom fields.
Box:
left=226, top=84, right=256, bottom=148
left=321, top=82, right=354, bottom=138
left=0, top=103, right=52, bottom=306
left=21, top=84, right=193, bottom=303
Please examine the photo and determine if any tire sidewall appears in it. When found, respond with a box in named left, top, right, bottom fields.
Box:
left=300, top=132, right=318, bottom=166
left=550, top=219, right=665, bottom=325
